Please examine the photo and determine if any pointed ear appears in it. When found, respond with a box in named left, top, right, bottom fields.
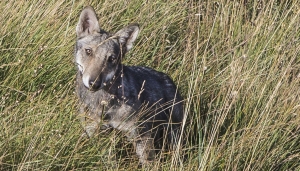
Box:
left=115, top=24, right=139, bottom=52
left=76, top=6, right=100, bottom=37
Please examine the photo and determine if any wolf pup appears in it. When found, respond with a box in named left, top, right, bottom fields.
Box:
left=75, top=6, right=184, bottom=164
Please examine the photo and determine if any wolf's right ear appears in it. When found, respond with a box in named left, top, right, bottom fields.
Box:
left=76, top=6, right=100, bottom=38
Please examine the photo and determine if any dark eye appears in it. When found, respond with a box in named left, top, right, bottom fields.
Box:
left=85, top=48, right=92, bottom=55
left=108, top=55, right=117, bottom=63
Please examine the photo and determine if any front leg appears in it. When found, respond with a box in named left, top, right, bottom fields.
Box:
left=78, top=104, right=100, bottom=138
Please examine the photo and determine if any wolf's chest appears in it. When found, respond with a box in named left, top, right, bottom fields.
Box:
left=78, top=83, right=137, bottom=131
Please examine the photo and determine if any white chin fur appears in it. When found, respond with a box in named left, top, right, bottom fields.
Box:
left=82, top=74, right=90, bottom=89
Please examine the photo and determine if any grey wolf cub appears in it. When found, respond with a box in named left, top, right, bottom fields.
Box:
left=75, top=6, right=184, bottom=164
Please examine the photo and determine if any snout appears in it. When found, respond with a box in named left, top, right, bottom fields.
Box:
left=88, top=79, right=102, bottom=90
left=82, top=74, right=103, bottom=91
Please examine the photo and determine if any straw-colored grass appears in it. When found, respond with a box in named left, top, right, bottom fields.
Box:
left=1, top=0, right=300, bottom=170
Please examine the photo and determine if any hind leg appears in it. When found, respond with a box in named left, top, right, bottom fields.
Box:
left=135, top=134, right=155, bottom=165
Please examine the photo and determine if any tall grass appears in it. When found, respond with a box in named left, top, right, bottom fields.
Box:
left=1, top=0, right=300, bottom=170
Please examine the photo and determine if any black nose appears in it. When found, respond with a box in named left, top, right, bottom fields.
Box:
left=89, top=79, right=101, bottom=90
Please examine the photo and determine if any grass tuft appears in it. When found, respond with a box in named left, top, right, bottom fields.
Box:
left=1, top=0, right=300, bottom=170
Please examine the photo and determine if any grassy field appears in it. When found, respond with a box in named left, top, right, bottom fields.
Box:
left=1, top=0, right=300, bottom=170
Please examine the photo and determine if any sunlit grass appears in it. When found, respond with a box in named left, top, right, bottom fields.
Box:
left=1, top=0, right=300, bottom=170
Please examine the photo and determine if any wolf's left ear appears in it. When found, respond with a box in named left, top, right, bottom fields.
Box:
left=115, top=24, right=139, bottom=52
left=76, top=6, right=100, bottom=37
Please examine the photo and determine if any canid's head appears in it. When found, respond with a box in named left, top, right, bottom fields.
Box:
left=75, top=6, right=139, bottom=91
